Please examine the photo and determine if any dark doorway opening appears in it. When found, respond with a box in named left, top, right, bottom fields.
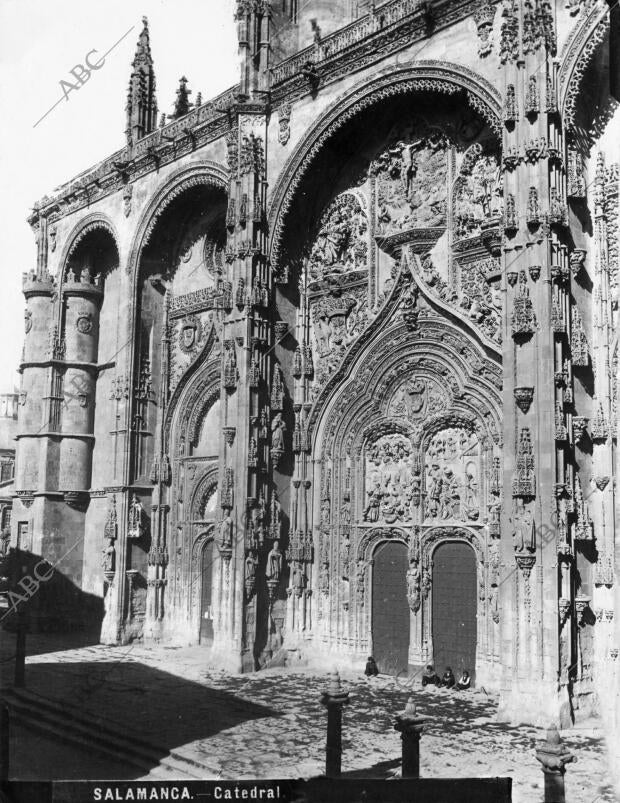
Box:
left=371, top=540, right=409, bottom=675
left=432, top=540, right=477, bottom=684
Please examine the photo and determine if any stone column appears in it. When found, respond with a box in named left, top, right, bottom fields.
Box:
left=394, top=696, right=427, bottom=779
left=319, top=669, right=350, bottom=778
left=498, top=2, right=570, bottom=725
left=535, top=725, right=574, bottom=803
left=61, top=272, right=103, bottom=497
left=221, top=2, right=273, bottom=670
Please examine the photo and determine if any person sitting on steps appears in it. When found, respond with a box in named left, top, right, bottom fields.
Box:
left=421, top=664, right=440, bottom=686
left=456, top=669, right=471, bottom=690
left=440, top=666, right=455, bottom=688
left=364, top=656, right=379, bottom=677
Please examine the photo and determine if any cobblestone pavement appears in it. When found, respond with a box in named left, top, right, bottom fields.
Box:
left=0, top=633, right=616, bottom=802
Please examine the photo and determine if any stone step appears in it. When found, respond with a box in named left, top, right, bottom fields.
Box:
left=1, top=687, right=215, bottom=779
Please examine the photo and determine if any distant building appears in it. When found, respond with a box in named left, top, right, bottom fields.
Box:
left=13, top=0, right=620, bottom=757
left=0, top=392, right=17, bottom=553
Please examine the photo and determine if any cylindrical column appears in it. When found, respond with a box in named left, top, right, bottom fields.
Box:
left=319, top=669, right=349, bottom=778
left=16, top=273, right=56, bottom=493
left=535, top=725, right=574, bottom=803
left=60, top=276, right=102, bottom=493
left=394, top=696, right=427, bottom=779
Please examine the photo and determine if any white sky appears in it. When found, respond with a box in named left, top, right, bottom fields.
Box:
left=0, top=0, right=239, bottom=393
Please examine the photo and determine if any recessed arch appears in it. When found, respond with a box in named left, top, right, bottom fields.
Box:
left=558, top=2, right=611, bottom=132
left=126, top=162, right=229, bottom=281
left=58, top=214, right=120, bottom=284
left=267, top=61, right=502, bottom=275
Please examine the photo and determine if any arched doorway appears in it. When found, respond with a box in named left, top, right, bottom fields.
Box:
left=432, top=541, right=477, bottom=683
left=200, top=538, right=215, bottom=646
left=371, top=540, right=409, bottom=675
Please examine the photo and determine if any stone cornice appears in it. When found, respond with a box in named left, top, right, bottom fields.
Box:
left=28, top=84, right=240, bottom=230
left=28, top=0, right=496, bottom=229
left=270, top=0, right=499, bottom=106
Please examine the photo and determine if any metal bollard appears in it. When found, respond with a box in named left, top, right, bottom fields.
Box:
left=319, top=669, right=350, bottom=778
left=394, top=696, right=427, bottom=778
left=535, top=724, right=575, bottom=803
left=0, top=704, right=9, bottom=782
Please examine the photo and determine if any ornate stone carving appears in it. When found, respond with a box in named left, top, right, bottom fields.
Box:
left=128, top=494, right=145, bottom=539
left=363, top=434, right=419, bottom=524
left=278, top=103, right=291, bottom=146
left=271, top=364, right=285, bottom=410
left=454, top=149, right=502, bottom=239
left=522, top=0, right=555, bottom=56
left=24, top=309, right=32, bottom=334
left=504, top=193, right=517, bottom=231
left=473, top=1, right=496, bottom=57
left=591, top=402, right=609, bottom=441
left=424, top=428, right=480, bottom=522
left=514, top=386, right=534, bottom=414
left=499, top=1, right=519, bottom=63
left=513, top=428, right=535, bottom=498
left=511, top=272, right=537, bottom=339
left=178, top=315, right=201, bottom=353
left=308, top=193, right=367, bottom=281
left=406, top=557, right=421, bottom=612
left=245, top=550, right=258, bottom=599
left=266, top=540, right=283, bottom=598
left=572, top=416, right=588, bottom=443
left=240, top=133, right=264, bottom=176
left=571, top=306, right=589, bottom=366
left=372, top=132, right=448, bottom=237
left=574, top=475, right=593, bottom=540
left=525, top=75, right=539, bottom=116
left=104, top=495, right=118, bottom=540
left=271, top=413, right=286, bottom=468
left=123, top=184, right=133, bottom=217
left=223, top=340, right=238, bottom=390
left=102, top=538, right=116, bottom=573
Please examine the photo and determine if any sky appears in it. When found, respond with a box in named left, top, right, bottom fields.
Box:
left=0, top=0, right=240, bottom=393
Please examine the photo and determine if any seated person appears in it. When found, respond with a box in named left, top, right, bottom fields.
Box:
left=440, top=667, right=455, bottom=688
left=421, top=664, right=440, bottom=686
left=456, top=670, right=471, bottom=690
left=364, top=656, right=379, bottom=677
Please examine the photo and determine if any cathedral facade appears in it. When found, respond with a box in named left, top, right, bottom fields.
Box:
left=13, top=0, right=620, bottom=742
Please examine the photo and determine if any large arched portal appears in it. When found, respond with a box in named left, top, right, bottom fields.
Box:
left=431, top=540, right=477, bottom=684
left=371, top=540, right=410, bottom=675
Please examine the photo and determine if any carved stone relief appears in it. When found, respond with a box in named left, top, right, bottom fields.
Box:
left=424, top=427, right=481, bottom=523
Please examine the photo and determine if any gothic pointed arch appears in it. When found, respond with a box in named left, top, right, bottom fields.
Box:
left=267, top=61, right=502, bottom=276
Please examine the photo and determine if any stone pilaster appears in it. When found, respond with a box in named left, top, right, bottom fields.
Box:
left=497, top=0, right=571, bottom=725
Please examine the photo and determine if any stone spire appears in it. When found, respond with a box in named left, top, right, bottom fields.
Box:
left=125, top=16, right=158, bottom=145
left=171, top=76, right=192, bottom=120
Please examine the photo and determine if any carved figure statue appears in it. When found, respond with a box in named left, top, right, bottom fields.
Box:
left=102, top=538, right=115, bottom=573
left=245, top=553, right=257, bottom=583
left=407, top=559, right=421, bottom=610
left=426, top=464, right=442, bottom=518
left=292, top=563, right=305, bottom=597
left=271, top=413, right=286, bottom=451
left=463, top=472, right=480, bottom=520
left=266, top=540, right=283, bottom=582
left=513, top=499, right=535, bottom=552
left=219, top=513, right=233, bottom=549
left=363, top=488, right=381, bottom=522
